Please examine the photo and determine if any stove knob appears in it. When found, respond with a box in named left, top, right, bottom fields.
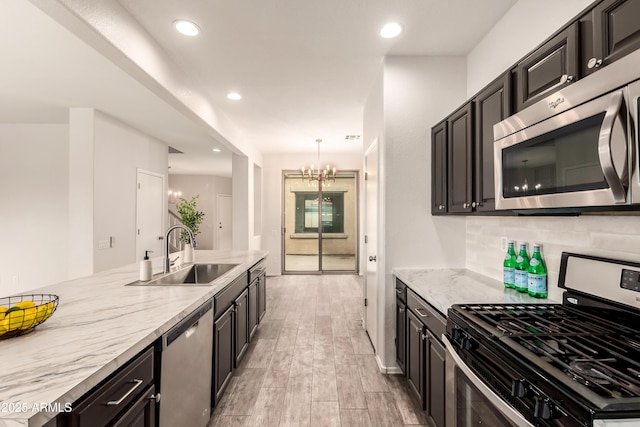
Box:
left=450, top=328, right=463, bottom=342
left=461, top=336, right=476, bottom=351
left=510, top=379, right=528, bottom=398
left=534, top=397, right=553, bottom=420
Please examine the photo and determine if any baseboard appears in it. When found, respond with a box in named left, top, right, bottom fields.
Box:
left=375, top=354, right=403, bottom=374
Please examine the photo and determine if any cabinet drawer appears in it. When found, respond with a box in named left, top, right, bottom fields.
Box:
left=248, top=259, right=266, bottom=283
left=395, top=278, right=407, bottom=303
left=70, top=347, right=154, bottom=427
left=214, top=272, right=248, bottom=318
left=406, top=290, right=445, bottom=342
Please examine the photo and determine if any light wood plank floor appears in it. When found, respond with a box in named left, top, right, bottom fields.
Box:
left=208, top=275, right=432, bottom=427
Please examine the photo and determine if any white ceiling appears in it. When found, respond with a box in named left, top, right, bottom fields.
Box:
left=1, top=0, right=516, bottom=175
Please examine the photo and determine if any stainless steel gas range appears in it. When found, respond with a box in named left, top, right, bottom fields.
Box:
left=445, top=252, right=640, bottom=427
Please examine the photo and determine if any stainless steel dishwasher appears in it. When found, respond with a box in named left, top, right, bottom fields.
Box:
left=160, top=299, right=213, bottom=427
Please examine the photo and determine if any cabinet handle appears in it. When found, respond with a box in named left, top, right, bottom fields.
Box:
left=395, top=289, right=403, bottom=295
left=422, top=334, right=428, bottom=341
left=106, top=379, right=143, bottom=406
left=414, top=307, right=429, bottom=318
left=438, top=205, right=444, bottom=210
left=149, top=392, right=161, bottom=403
left=399, top=307, right=405, bottom=313
left=559, top=74, right=574, bottom=84
left=587, top=58, right=603, bottom=69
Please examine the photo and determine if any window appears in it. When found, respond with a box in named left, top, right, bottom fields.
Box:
left=295, top=192, right=344, bottom=233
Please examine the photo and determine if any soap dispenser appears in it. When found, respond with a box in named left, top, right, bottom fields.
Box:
left=140, top=250, right=153, bottom=281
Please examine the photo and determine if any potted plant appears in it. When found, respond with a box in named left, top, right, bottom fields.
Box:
left=176, top=195, right=204, bottom=262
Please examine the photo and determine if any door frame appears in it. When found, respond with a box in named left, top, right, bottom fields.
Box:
left=280, top=170, right=359, bottom=275
left=364, top=139, right=379, bottom=352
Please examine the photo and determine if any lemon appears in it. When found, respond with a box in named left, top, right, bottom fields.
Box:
left=20, top=307, right=38, bottom=330
left=34, top=304, right=49, bottom=323
left=43, top=302, right=55, bottom=321
left=14, top=300, right=35, bottom=309
left=3, top=310, right=25, bottom=332
left=0, top=305, right=8, bottom=319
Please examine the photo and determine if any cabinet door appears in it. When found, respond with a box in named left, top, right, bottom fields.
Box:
left=516, top=23, right=578, bottom=111
left=426, top=332, right=446, bottom=427
left=213, top=305, right=234, bottom=406
left=234, top=288, right=250, bottom=367
left=112, top=384, right=157, bottom=427
left=473, top=72, right=511, bottom=212
left=248, top=280, right=258, bottom=341
left=447, top=103, right=473, bottom=213
left=258, top=273, right=267, bottom=322
left=395, top=298, right=406, bottom=375
left=406, top=310, right=425, bottom=408
left=431, top=121, right=448, bottom=214
left=592, top=0, right=640, bottom=70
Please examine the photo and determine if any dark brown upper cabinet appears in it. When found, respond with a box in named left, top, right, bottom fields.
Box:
left=431, top=121, right=448, bottom=214
left=583, top=0, right=640, bottom=76
left=473, top=72, right=512, bottom=212
left=447, top=102, right=474, bottom=213
left=516, top=23, right=578, bottom=111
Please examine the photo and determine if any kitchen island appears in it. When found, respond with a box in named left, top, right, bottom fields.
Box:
left=0, top=250, right=267, bottom=427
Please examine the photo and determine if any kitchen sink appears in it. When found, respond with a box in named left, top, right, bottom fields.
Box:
left=127, top=263, right=239, bottom=286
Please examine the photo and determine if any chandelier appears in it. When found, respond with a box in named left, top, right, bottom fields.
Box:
left=301, top=139, right=336, bottom=186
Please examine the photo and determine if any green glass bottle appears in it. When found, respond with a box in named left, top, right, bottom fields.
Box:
left=527, top=244, right=547, bottom=298
left=503, top=241, right=516, bottom=288
left=514, top=243, right=530, bottom=293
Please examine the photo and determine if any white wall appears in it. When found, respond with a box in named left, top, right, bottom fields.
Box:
left=465, top=0, right=639, bottom=301
left=93, top=111, right=168, bottom=272
left=168, top=174, right=232, bottom=250
left=376, top=56, right=469, bottom=369
left=0, top=124, right=69, bottom=295
left=467, top=0, right=594, bottom=97
left=262, top=152, right=364, bottom=276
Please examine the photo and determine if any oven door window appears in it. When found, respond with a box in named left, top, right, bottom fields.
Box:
left=455, top=366, right=519, bottom=427
left=502, top=113, right=606, bottom=198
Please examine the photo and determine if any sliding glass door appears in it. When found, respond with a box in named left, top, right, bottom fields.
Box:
left=282, top=171, right=358, bottom=273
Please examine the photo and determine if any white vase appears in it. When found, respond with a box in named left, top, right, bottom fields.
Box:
left=183, top=243, right=194, bottom=263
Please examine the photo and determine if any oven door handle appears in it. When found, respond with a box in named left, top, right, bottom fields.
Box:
left=443, top=336, right=534, bottom=427
left=598, top=89, right=628, bottom=204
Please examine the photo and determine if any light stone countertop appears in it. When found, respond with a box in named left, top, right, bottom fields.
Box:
left=0, top=250, right=267, bottom=427
left=393, top=268, right=559, bottom=317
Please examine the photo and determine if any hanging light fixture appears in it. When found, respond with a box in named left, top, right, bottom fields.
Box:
left=301, top=139, right=337, bottom=186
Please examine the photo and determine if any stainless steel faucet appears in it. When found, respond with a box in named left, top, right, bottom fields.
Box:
left=163, top=225, right=196, bottom=273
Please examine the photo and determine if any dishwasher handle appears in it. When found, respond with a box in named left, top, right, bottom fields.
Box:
left=165, top=299, right=213, bottom=348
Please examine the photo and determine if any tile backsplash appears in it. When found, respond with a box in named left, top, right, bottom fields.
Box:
left=466, top=215, right=640, bottom=301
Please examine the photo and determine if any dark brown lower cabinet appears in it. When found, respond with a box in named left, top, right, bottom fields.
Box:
left=426, top=331, right=446, bottom=427
left=213, top=305, right=234, bottom=406
left=248, top=280, right=258, bottom=340
left=234, top=288, right=249, bottom=366
left=67, top=346, right=156, bottom=427
left=258, top=272, right=266, bottom=322
left=395, top=297, right=407, bottom=374
left=112, top=384, right=157, bottom=427
left=406, top=310, right=425, bottom=404
left=404, top=289, right=446, bottom=427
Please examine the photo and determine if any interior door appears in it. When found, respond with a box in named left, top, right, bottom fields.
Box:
left=216, top=194, right=232, bottom=250
left=365, top=140, right=378, bottom=351
left=136, top=169, right=164, bottom=262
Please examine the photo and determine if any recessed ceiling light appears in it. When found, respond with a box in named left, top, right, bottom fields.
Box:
left=227, top=92, right=242, bottom=100
left=174, top=20, right=200, bottom=36
left=379, top=22, right=403, bottom=39
left=212, top=148, right=221, bottom=152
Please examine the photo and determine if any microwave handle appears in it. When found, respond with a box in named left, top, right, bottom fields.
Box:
left=598, top=90, right=627, bottom=203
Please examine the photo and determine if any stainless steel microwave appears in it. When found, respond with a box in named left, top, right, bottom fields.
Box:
left=494, top=48, right=640, bottom=211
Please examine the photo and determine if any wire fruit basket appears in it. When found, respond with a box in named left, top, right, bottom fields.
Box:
left=0, top=294, right=59, bottom=340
